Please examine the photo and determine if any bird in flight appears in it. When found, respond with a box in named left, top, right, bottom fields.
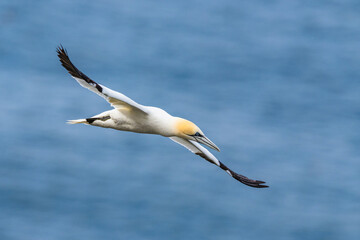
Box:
left=57, top=46, right=268, bottom=188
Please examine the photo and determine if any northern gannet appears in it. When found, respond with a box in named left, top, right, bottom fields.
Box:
left=57, top=46, right=268, bottom=188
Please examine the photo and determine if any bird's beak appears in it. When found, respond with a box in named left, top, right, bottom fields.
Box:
left=195, top=136, right=220, bottom=152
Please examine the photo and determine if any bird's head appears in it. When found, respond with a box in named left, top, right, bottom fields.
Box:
left=175, top=118, right=220, bottom=152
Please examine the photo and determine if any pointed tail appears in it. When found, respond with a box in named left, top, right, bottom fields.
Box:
left=67, top=119, right=87, bottom=124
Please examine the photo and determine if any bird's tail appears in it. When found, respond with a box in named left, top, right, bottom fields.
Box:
left=67, top=119, right=87, bottom=124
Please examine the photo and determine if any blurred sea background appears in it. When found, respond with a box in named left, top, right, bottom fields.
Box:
left=0, top=0, right=359, bottom=239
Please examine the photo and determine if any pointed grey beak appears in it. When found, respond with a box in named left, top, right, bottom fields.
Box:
left=194, top=135, right=220, bottom=152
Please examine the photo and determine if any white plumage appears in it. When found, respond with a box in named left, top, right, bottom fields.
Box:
left=57, top=46, right=268, bottom=188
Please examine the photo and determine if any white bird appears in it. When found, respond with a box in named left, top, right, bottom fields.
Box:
left=57, top=46, right=268, bottom=188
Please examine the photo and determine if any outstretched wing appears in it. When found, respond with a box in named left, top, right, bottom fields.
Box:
left=170, top=137, right=268, bottom=188
left=56, top=45, right=149, bottom=115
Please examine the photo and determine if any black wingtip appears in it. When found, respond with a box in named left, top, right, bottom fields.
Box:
left=219, top=162, right=269, bottom=188
left=231, top=171, right=269, bottom=188
left=56, top=45, right=102, bottom=92
left=56, top=44, right=80, bottom=78
left=56, top=44, right=67, bottom=57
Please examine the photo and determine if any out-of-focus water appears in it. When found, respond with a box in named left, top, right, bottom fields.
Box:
left=1, top=0, right=359, bottom=239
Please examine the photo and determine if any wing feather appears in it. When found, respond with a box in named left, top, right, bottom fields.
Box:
left=57, top=45, right=149, bottom=114
left=170, top=137, right=268, bottom=188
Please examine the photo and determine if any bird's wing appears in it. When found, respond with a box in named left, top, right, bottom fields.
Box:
left=56, top=46, right=149, bottom=115
left=169, top=137, right=268, bottom=188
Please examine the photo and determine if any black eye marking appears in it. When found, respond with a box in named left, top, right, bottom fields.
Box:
left=188, top=132, right=203, bottom=137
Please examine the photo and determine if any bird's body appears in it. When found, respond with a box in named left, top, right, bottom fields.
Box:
left=71, top=107, right=173, bottom=135
left=57, top=46, right=268, bottom=188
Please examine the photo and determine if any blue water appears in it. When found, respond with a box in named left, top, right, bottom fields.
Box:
left=1, top=0, right=359, bottom=239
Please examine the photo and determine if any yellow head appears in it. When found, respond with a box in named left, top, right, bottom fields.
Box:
left=175, top=118, right=203, bottom=137
left=175, top=118, right=220, bottom=151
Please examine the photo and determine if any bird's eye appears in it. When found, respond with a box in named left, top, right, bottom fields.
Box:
left=194, top=132, right=201, bottom=137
